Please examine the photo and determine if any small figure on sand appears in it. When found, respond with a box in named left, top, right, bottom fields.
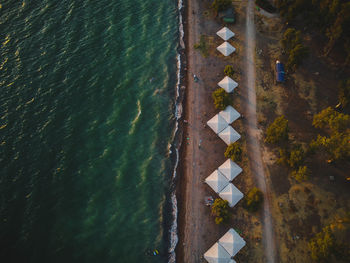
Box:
left=193, top=74, right=199, bottom=82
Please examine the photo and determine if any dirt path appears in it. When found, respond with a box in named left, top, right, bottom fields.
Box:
left=243, top=1, right=277, bottom=262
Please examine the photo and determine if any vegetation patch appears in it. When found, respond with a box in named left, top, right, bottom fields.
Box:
left=265, top=115, right=289, bottom=144
left=224, top=142, right=243, bottom=162
left=276, top=0, right=350, bottom=62
left=244, top=187, right=264, bottom=212
left=310, top=107, right=350, bottom=162
left=194, top=35, right=209, bottom=57
left=212, top=88, right=231, bottom=110
left=211, top=198, right=230, bottom=224
left=281, top=28, right=308, bottom=71
left=211, top=0, right=231, bottom=12
left=309, top=217, right=350, bottom=262
left=291, top=165, right=309, bottom=182
left=224, top=65, right=234, bottom=77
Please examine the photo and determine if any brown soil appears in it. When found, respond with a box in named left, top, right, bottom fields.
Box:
left=254, top=8, right=350, bottom=263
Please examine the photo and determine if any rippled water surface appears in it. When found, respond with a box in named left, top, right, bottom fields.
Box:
left=0, top=1, right=178, bottom=262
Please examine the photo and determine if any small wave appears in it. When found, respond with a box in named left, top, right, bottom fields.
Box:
left=168, top=1, right=185, bottom=262
left=178, top=0, right=185, bottom=49
left=168, top=191, right=178, bottom=263
left=129, top=100, right=142, bottom=135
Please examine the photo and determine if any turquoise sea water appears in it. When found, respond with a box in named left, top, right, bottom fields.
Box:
left=0, top=0, right=179, bottom=262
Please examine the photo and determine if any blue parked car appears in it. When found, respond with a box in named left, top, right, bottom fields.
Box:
left=276, top=60, right=285, bottom=83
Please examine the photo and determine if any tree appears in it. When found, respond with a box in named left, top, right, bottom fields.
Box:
left=276, top=147, right=289, bottom=165
left=244, top=187, right=263, bottom=212
left=265, top=116, right=289, bottom=144
left=211, top=198, right=230, bottom=224
left=212, top=88, right=231, bottom=110
left=309, top=218, right=350, bottom=262
left=286, top=44, right=309, bottom=71
left=338, top=79, right=350, bottom=107
left=224, top=142, right=242, bottom=162
left=291, top=165, right=309, bottom=182
left=312, top=107, right=350, bottom=133
left=309, top=226, right=335, bottom=261
left=224, top=65, right=234, bottom=77
left=324, top=2, right=350, bottom=56
left=310, top=132, right=350, bottom=161
left=288, top=145, right=305, bottom=168
left=211, top=0, right=231, bottom=12
left=281, top=28, right=302, bottom=52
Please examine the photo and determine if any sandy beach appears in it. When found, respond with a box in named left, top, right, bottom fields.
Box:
left=176, top=0, right=267, bottom=262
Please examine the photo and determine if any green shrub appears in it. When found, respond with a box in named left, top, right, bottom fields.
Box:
left=194, top=35, right=208, bottom=57
left=265, top=116, right=289, bottom=144
left=211, top=198, right=230, bottom=224
left=310, top=132, right=350, bottom=161
left=291, top=165, right=309, bottom=182
left=288, top=145, right=305, bottom=168
left=211, top=0, right=231, bottom=12
left=281, top=28, right=308, bottom=71
left=244, top=187, right=263, bottom=212
left=212, top=88, right=231, bottom=110
left=224, top=142, right=242, bottom=162
left=309, top=226, right=336, bottom=261
left=286, top=44, right=309, bottom=71
left=281, top=28, right=302, bottom=52
left=224, top=65, right=234, bottom=77
left=313, top=107, right=350, bottom=133
left=276, top=148, right=289, bottom=165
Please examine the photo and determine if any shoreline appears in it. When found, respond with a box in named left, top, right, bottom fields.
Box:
left=168, top=0, right=187, bottom=262
left=174, top=0, right=232, bottom=261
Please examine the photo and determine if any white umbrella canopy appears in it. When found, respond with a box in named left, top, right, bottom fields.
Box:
left=219, top=106, right=240, bottom=124
left=218, top=228, right=246, bottom=257
left=207, top=114, right=229, bottom=134
left=219, top=183, right=243, bottom=208
left=216, top=27, right=235, bottom=41
left=217, top=42, right=236, bottom=56
left=218, top=76, right=238, bottom=93
left=205, top=170, right=230, bottom=193
left=218, top=126, right=241, bottom=145
left=204, top=242, right=232, bottom=263
left=218, top=159, right=242, bottom=181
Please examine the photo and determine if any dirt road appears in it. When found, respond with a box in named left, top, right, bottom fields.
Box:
left=243, top=1, right=277, bottom=262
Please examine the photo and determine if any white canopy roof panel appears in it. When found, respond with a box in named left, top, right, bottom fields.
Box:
left=204, top=242, right=232, bottom=263
left=218, top=159, right=242, bottom=181
left=219, top=106, right=240, bottom=124
left=217, top=42, right=236, bottom=56
left=219, top=183, right=243, bottom=208
left=216, top=27, right=235, bottom=41
left=218, top=76, right=238, bottom=93
left=207, top=114, right=229, bottom=134
left=218, top=126, right=241, bottom=145
left=218, top=228, right=246, bottom=257
left=205, top=170, right=230, bottom=193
